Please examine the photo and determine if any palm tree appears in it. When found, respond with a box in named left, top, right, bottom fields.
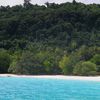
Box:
left=73, top=0, right=76, bottom=4
left=24, top=0, right=31, bottom=5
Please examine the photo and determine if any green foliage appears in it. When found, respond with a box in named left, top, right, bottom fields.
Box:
left=8, top=51, right=22, bottom=73
left=0, top=49, right=11, bottom=73
left=0, top=45, right=99, bottom=75
left=11, top=51, right=45, bottom=75
left=59, top=51, right=81, bottom=75
left=73, top=61, right=97, bottom=76
left=0, top=2, right=100, bottom=75
left=0, top=2, right=100, bottom=50
left=91, top=54, right=100, bottom=65
left=37, top=49, right=62, bottom=74
left=43, top=60, right=52, bottom=73
left=91, top=54, right=100, bottom=73
left=59, top=55, right=70, bottom=75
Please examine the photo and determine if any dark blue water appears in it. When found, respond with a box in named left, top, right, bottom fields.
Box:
left=0, top=77, right=100, bottom=100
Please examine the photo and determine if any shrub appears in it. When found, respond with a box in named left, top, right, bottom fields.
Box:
left=73, top=61, right=97, bottom=76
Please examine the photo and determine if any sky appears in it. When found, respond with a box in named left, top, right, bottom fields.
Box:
left=0, top=0, right=100, bottom=6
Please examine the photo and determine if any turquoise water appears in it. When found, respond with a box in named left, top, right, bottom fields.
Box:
left=0, top=77, right=100, bottom=100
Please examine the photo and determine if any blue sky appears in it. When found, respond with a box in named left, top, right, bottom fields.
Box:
left=0, top=0, right=100, bottom=6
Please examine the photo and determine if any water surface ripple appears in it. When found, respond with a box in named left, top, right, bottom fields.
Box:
left=0, top=77, right=100, bottom=100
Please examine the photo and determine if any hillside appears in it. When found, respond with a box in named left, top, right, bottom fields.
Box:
left=0, top=2, right=100, bottom=49
left=0, top=1, right=100, bottom=75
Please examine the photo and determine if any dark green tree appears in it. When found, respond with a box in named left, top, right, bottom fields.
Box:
left=24, top=0, right=31, bottom=5
left=73, top=0, right=77, bottom=4
left=0, top=49, right=11, bottom=73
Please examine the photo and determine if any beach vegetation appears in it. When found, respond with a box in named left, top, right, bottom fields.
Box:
left=73, top=61, right=97, bottom=76
left=0, top=1, right=100, bottom=75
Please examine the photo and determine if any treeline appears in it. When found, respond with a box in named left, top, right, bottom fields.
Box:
left=0, top=1, right=100, bottom=75
left=0, top=45, right=100, bottom=75
left=0, top=1, right=100, bottom=50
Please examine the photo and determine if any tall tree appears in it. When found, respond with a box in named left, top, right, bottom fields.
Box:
left=24, top=0, right=31, bottom=6
left=73, top=0, right=76, bottom=4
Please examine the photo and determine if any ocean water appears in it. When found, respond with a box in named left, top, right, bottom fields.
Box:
left=0, top=77, right=100, bottom=100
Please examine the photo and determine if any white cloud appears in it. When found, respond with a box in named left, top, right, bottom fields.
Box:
left=0, top=0, right=100, bottom=6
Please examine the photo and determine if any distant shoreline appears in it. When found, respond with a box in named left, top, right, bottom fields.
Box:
left=0, top=74, right=100, bottom=82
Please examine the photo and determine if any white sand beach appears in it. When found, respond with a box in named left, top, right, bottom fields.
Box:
left=0, top=74, right=100, bottom=81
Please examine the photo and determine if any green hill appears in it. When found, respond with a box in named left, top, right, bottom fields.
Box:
left=0, top=1, right=100, bottom=75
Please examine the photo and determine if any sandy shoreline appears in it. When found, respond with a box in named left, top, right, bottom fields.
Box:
left=0, top=74, right=100, bottom=81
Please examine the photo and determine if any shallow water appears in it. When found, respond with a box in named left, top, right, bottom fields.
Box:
left=0, top=77, right=100, bottom=100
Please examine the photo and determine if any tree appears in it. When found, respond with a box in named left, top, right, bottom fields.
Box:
left=91, top=54, right=100, bottom=65
left=45, top=2, right=53, bottom=8
left=59, top=55, right=70, bottom=75
left=77, top=46, right=95, bottom=61
left=0, top=1, right=100, bottom=75
left=45, top=2, right=49, bottom=7
left=8, top=51, right=22, bottom=73
left=24, top=0, right=31, bottom=7
left=73, top=0, right=76, bottom=4
left=24, top=0, right=31, bottom=5
left=0, top=49, right=11, bottom=73
left=43, top=60, right=52, bottom=74
left=73, top=61, right=97, bottom=76
left=91, top=54, right=100, bottom=73
left=11, top=51, right=45, bottom=75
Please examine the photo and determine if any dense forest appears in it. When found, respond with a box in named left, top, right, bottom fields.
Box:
left=0, top=0, right=100, bottom=75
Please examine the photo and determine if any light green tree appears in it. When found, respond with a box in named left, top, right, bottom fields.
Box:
left=59, top=55, right=70, bottom=75
left=73, top=61, right=97, bottom=76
